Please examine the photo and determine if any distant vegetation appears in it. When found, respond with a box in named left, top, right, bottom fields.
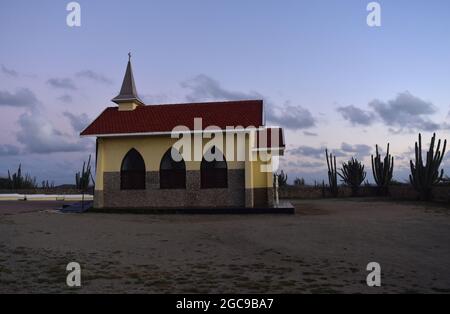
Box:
left=41, top=180, right=55, bottom=190
left=285, top=132, right=448, bottom=202
left=0, top=161, right=91, bottom=192
left=0, top=164, right=37, bottom=189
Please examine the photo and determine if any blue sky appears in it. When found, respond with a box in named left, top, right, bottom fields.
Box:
left=1, top=0, right=450, bottom=184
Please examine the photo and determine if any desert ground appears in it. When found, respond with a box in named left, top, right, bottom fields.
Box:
left=0, top=198, right=449, bottom=294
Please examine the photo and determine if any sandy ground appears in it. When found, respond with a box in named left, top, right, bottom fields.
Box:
left=0, top=198, right=449, bottom=294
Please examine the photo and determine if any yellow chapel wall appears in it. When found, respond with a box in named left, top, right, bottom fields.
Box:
left=95, top=133, right=260, bottom=191
left=95, top=133, right=275, bottom=191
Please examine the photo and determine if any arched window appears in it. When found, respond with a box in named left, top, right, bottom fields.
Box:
left=160, top=148, right=186, bottom=189
left=120, top=148, right=146, bottom=190
left=201, top=146, right=228, bottom=189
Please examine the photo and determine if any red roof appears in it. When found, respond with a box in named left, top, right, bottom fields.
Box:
left=81, top=100, right=264, bottom=136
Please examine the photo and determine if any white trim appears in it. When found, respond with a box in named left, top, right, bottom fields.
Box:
left=80, top=127, right=269, bottom=138
left=81, top=125, right=285, bottom=139
left=112, top=98, right=145, bottom=106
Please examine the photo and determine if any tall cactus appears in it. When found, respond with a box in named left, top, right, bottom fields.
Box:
left=75, top=155, right=92, bottom=191
left=409, top=133, right=447, bottom=201
left=339, top=157, right=366, bottom=196
left=75, top=155, right=92, bottom=209
left=325, top=149, right=338, bottom=197
left=274, top=170, right=288, bottom=187
left=371, top=143, right=394, bottom=195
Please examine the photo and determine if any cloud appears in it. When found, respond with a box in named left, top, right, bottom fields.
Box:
left=75, top=70, right=113, bottom=85
left=369, top=91, right=439, bottom=131
left=288, top=160, right=323, bottom=168
left=181, top=74, right=260, bottom=102
left=63, top=111, right=90, bottom=132
left=1, top=65, right=18, bottom=77
left=0, top=144, right=21, bottom=156
left=266, top=101, right=316, bottom=130
left=47, top=78, right=77, bottom=90
left=337, top=105, right=376, bottom=126
left=329, top=150, right=348, bottom=157
left=16, top=112, right=89, bottom=154
left=288, top=145, right=326, bottom=159
left=57, top=94, right=73, bottom=103
left=142, top=93, right=173, bottom=104
left=337, top=92, right=445, bottom=132
left=303, top=131, right=318, bottom=136
left=288, top=143, right=372, bottom=161
left=181, top=74, right=316, bottom=130
left=0, top=88, right=39, bottom=108
left=444, top=152, right=450, bottom=169
left=340, top=142, right=372, bottom=156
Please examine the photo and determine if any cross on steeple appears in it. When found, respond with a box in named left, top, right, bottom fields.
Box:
left=128, top=52, right=131, bottom=62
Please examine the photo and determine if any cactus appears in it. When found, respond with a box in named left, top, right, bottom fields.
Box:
left=75, top=155, right=93, bottom=209
left=339, top=157, right=366, bottom=196
left=75, top=155, right=92, bottom=191
left=321, top=180, right=326, bottom=198
left=371, top=143, right=394, bottom=195
left=41, top=180, right=53, bottom=190
left=7, top=164, right=37, bottom=189
left=325, top=149, right=338, bottom=197
left=294, top=177, right=305, bottom=186
left=274, top=170, right=288, bottom=187
left=409, top=133, right=447, bottom=201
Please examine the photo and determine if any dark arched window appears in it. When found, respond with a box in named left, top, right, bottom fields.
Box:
left=160, top=148, right=186, bottom=189
left=201, top=146, right=228, bottom=189
left=120, top=148, right=146, bottom=190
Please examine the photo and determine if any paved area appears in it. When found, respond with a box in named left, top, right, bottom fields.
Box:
left=0, top=198, right=449, bottom=293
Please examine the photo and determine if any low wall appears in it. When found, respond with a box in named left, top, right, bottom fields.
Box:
left=0, top=194, right=93, bottom=201
left=0, top=188, right=94, bottom=195
left=279, top=186, right=376, bottom=199
left=280, top=185, right=450, bottom=202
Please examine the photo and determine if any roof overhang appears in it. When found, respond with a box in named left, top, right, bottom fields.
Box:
left=80, top=127, right=266, bottom=138
left=111, top=97, right=145, bottom=106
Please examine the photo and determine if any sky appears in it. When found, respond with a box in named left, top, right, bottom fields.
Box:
left=0, top=0, right=450, bottom=185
